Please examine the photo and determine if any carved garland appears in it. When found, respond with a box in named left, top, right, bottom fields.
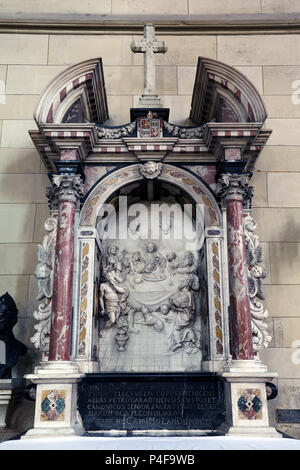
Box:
left=244, top=214, right=272, bottom=352
left=31, top=216, right=58, bottom=356
left=97, top=121, right=136, bottom=139
left=163, top=121, right=203, bottom=139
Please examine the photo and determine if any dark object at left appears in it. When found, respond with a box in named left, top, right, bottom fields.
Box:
left=0, top=292, right=27, bottom=379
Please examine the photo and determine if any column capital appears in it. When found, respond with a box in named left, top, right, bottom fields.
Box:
left=216, top=173, right=253, bottom=206
left=51, top=174, right=84, bottom=205
left=46, top=186, right=59, bottom=211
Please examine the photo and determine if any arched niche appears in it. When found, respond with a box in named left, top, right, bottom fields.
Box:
left=72, top=164, right=230, bottom=374
left=80, top=164, right=222, bottom=228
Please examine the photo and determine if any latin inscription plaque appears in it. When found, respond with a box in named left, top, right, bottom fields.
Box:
left=78, top=373, right=225, bottom=431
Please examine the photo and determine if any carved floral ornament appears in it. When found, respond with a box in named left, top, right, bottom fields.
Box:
left=31, top=216, right=58, bottom=355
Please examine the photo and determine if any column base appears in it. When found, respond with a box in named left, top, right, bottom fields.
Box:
left=23, top=361, right=84, bottom=439
left=22, top=423, right=84, bottom=439
left=225, top=426, right=281, bottom=438
left=223, top=358, right=269, bottom=373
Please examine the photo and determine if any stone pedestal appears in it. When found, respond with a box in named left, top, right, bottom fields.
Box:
left=221, top=360, right=281, bottom=437
left=0, top=380, right=13, bottom=429
left=22, top=362, right=84, bottom=439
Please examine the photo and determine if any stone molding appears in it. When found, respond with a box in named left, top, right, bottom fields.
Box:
left=2, top=13, right=300, bottom=34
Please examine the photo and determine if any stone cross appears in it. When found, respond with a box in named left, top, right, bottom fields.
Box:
left=131, top=24, right=167, bottom=106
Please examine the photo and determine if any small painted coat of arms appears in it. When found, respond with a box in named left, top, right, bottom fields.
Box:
left=41, top=389, right=66, bottom=421
left=237, top=388, right=262, bottom=420
left=137, top=114, right=163, bottom=138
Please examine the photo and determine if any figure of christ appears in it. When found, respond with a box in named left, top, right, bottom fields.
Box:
left=143, top=242, right=166, bottom=278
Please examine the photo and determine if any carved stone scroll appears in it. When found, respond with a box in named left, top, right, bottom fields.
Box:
left=244, top=214, right=272, bottom=352
left=31, top=216, right=58, bottom=356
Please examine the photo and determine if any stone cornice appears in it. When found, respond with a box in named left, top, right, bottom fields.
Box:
left=1, top=13, right=300, bottom=34
left=30, top=121, right=270, bottom=171
left=203, top=123, right=263, bottom=160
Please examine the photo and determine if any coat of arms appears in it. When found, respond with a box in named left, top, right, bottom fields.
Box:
left=137, top=111, right=163, bottom=138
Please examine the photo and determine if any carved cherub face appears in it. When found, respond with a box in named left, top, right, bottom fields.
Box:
left=144, top=161, right=157, bottom=175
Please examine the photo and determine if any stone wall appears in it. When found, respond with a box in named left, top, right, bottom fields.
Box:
left=1, top=1, right=300, bottom=437
left=3, top=0, right=300, bottom=15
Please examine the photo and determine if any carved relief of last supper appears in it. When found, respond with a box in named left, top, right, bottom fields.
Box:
left=97, top=188, right=204, bottom=372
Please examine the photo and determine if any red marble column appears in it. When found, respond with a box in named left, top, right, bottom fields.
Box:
left=48, top=174, right=84, bottom=361
left=217, top=174, right=254, bottom=360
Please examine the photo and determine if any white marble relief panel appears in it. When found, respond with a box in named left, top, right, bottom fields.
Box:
left=97, top=200, right=205, bottom=372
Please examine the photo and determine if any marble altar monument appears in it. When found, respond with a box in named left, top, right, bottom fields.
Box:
left=22, top=24, right=279, bottom=438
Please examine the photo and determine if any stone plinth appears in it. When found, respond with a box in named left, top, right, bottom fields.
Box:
left=221, top=360, right=281, bottom=437
left=23, top=361, right=84, bottom=439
